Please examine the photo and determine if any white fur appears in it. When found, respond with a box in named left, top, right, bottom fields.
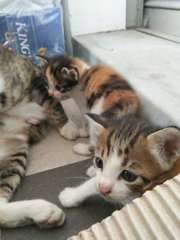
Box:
left=90, top=96, right=104, bottom=115
left=0, top=197, right=8, bottom=206
left=70, top=89, right=105, bottom=155
left=79, top=128, right=89, bottom=138
left=88, top=97, right=105, bottom=146
left=59, top=151, right=135, bottom=208
left=71, top=85, right=88, bottom=115
left=59, top=177, right=97, bottom=208
left=0, top=73, right=5, bottom=93
left=95, top=152, right=135, bottom=201
left=86, top=165, right=96, bottom=177
left=73, top=143, right=91, bottom=156
left=81, top=62, right=90, bottom=74
left=103, top=151, right=122, bottom=178
left=0, top=199, right=65, bottom=228
left=70, top=84, right=89, bottom=136
left=9, top=102, right=45, bottom=121
left=59, top=119, right=79, bottom=140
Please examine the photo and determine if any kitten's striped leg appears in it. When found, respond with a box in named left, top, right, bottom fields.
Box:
left=46, top=99, right=79, bottom=140
left=45, top=99, right=79, bottom=140
left=0, top=199, right=65, bottom=228
left=30, top=77, right=79, bottom=140
left=41, top=96, right=79, bottom=140
left=0, top=143, right=29, bottom=202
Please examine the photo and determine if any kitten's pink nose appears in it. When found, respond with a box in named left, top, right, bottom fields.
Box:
left=98, top=182, right=112, bottom=195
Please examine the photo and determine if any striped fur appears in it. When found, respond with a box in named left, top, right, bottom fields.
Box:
left=0, top=45, right=70, bottom=228
left=59, top=114, right=180, bottom=208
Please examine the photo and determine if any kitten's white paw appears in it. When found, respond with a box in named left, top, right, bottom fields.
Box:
left=30, top=200, right=65, bottom=228
left=79, top=128, right=89, bottom=138
left=73, top=143, right=91, bottom=156
left=59, top=188, right=81, bottom=208
left=59, top=120, right=79, bottom=140
left=86, top=165, right=96, bottom=178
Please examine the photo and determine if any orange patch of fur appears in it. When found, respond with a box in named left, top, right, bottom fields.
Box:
left=84, top=65, right=118, bottom=99
left=103, top=90, right=139, bottom=111
left=83, top=64, right=140, bottom=113
left=46, top=66, right=57, bottom=85
left=71, top=57, right=88, bottom=77
left=128, top=138, right=163, bottom=179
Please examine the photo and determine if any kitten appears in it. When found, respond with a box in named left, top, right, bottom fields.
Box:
left=0, top=44, right=70, bottom=228
left=0, top=103, right=65, bottom=228
left=59, top=113, right=180, bottom=208
left=37, top=55, right=140, bottom=156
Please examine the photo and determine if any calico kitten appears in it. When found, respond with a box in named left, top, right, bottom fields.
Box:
left=0, top=44, right=70, bottom=228
left=59, top=113, right=180, bottom=207
left=37, top=55, right=140, bottom=156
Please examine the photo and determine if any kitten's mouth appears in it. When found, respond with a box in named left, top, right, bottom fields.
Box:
left=98, top=190, right=122, bottom=203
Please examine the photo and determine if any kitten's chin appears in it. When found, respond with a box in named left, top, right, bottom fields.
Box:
left=100, top=192, right=139, bottom=206
left=99, top=193, right=121, bottom=203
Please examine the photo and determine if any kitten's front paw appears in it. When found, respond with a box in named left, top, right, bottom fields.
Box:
left=31, top=200, right=65, bottom=228
left=59, top=120, right=79, bottom=140
left=59, top=188, right=81, bottom=208
left=73, top=143, right=91, bottom=156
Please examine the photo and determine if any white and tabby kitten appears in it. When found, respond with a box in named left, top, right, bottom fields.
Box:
left=0, top=44, right=69, bottom=228
left=0, top=102, right=65, bottom=228
left=59, top=113, right=180, bottom=207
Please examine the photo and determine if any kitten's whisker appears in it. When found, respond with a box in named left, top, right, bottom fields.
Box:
left=67, top=176, right=89, bottom=180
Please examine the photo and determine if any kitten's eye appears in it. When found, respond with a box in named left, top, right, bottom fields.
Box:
left=121, top=170, right=137, bottom=182
left=94, top=157, right=103, bottom=169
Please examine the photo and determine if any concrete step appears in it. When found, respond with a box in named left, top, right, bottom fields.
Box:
left=73, top=30, right=180, bottom=127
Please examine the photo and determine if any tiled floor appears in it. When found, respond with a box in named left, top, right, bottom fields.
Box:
left=27, top=98, right=88, bottom=175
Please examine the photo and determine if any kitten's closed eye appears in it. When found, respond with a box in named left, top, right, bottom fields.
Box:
left=120, top=170, right=138, bottom=182
left=55, top=84, right=62, bottom=91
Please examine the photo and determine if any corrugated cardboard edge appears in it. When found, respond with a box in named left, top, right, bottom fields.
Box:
left=68, top=174, right=180, bottom=240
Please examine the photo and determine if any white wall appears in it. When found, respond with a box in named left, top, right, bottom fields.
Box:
left=67, top=0, right=126, bottom=36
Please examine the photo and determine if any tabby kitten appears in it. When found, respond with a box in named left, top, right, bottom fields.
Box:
left=37, top=55, right=140, bottom=156
left=0, top=44, right=70, bottom=228
left=0, top=103, right=65, bottom=228
left=59, top=113, right=180, bottom=207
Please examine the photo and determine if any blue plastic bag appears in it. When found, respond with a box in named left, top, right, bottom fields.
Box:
left=0, top=0, right=65, bottom=63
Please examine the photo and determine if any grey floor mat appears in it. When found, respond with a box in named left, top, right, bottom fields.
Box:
left=2, top=159, right=119, bottom=240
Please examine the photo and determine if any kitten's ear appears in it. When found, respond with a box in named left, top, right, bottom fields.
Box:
left=61, top=67, right=69, bottom=75
left=69, top=69, right=79, bottom=81
left=61, top=67, right=79, bottom=81
left=36, top=55, right=49, bottom=66
left=85, top=113, right=107, bottom=135
left=147, top=127, right=180, bottom=170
